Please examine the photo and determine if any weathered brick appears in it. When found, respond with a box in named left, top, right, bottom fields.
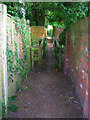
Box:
left=64, top=17, right=88, bottom=117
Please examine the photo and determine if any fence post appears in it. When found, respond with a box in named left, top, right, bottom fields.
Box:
left=1, top=4, right=8, bottom=116
left=0, top=4, right=3, bottom=119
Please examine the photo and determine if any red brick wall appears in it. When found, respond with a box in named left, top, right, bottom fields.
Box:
left=54, top=26, right=64, bottom=39
left=64, top=17, right=89, bottom=118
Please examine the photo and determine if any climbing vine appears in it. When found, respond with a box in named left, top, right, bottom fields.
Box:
left=6, top=34, right=14, bottom=84
left=6, top=16, right=45, bottom=85
left=6, top=17, right=29, bottom=85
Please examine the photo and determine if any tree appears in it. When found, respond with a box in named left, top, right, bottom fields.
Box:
left=46, top=2, right=89, bottom=29
left=25, top=2, right=46, bottom=26
left=3, top=2, right=89, bottom=28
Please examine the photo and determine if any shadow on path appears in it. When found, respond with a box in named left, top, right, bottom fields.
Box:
left=9, top=42, right=83, bottom=118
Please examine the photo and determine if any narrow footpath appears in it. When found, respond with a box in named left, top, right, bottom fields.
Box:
left=9, top=41, right=83, bottom=118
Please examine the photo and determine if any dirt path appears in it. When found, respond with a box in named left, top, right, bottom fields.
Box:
left=8, top=42, right=83, bottom=118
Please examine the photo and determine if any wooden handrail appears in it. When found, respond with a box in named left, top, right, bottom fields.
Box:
left=53, top=37, right=61, bottom=48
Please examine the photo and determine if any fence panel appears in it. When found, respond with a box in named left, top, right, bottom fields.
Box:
left=0, top=4, right=31, bottom=102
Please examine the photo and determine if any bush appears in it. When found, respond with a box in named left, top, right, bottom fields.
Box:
left=58, top=30, right=66, bottom=70
left=59, top=30, right=66, bottom=47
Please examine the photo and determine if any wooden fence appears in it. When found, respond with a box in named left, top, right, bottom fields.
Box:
left=6, top=15, right=31, bottom=98
left=0, top=4, right=31, bottom=118
left=31, top=26, right=47, bottom=42
left=0, top=4, right=46, bottom=118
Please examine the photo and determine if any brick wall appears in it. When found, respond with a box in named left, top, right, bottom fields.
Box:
left=54, top=26, right=64, bottom=39
left=64, top=17, right=89, bottom=118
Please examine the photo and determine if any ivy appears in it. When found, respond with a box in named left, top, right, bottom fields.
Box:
left=6, top=33, right=14, bottom=83
left=6, top=17, right=30, bottom=84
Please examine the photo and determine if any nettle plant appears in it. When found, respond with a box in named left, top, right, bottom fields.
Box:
left=6, top=16, right=30, bottom=85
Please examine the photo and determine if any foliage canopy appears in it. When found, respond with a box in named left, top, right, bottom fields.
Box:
left=3, top=2, right=89, bottom=28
